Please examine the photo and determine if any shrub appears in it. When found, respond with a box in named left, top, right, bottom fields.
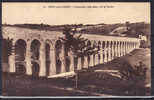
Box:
left=119, top=61, right=147, bottom=82
left=140, top=40, right=150, bottom=48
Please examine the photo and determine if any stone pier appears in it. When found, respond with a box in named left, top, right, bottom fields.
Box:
left=2, top=26, right=141, bottom=77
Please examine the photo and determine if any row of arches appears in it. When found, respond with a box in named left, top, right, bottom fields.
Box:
left=80, top=40, right=138, bottom=67
left=14, top=39, right=65, bottom=77
left=9, top=38, right=139, bottom=77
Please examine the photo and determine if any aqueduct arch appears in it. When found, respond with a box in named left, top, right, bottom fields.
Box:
left=87, top=40, right=92, bottom=67
left=2, top=26, right=141, bottom=77
left=98, top=41, right=101, bottom=64
left=15, top=39, right=27, bottom=61
left=15, top=39, right=27, bottom=75
left=45, top=42, right=50, bottom=76
left=31, top=39, right=41, bottom=60
left=31, top=39, right=41, bottom=77
left=55, top=40, right=63, bottom=74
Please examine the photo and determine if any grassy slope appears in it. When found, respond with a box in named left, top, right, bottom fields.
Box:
left=2, top=48, right=151, bottom=96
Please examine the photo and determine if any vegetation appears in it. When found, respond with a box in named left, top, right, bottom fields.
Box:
left=60, top=26, right=98, bottom=88
left=2, top=48, right=150, bottom=96
left=120, top=61, right=147, bottom=81
left=79, top=23, right=124, bottom=35
left=61, top=26, right=98, bottom=58
left=2, top=22, right=150, bottom=95
left=3, top=23, right=83, bottom=32
left=123, top=22, right=151, bottom=37
left=3, top=22, right=150, bottom=37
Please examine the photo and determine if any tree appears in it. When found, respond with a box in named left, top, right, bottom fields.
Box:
left=126, top=21, right=130, bottom=31
left=61, top=26, right=98, bottom=58
left=60, top=26, right=98, bottom=88
left=119, top=61, right=148, bottom=95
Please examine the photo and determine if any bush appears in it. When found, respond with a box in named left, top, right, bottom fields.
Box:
left=119, top=61, right=148, bottom=95
left=119, top=61, right=147, bottom=82
left=140, top=40, right=150, bottom=48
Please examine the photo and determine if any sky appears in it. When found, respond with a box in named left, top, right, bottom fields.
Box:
left=2, top=2, right=150, bottom=25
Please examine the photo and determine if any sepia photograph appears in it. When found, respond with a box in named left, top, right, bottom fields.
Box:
left=1, top=2, right=151, bottom=96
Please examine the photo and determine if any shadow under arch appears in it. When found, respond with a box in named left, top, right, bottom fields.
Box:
left=113, top=41, right=116, bottom=59
left=106, top=41, right=109, bottom=62
left=31, top=62, right=40, bottom=78
left=31, top=39, right=41, bottom=60
left=45, top=42, right=50, bottom=76
left=110, top=41, right=113, bottom=60
left=55, top=40, right=63, bottom=74
left=45, top=39, right=54, bottom=76
left=87, top=40, right=92, bottom=67
left=117, top=41, right=120, bottom=57
left=15, top=39, right=27, bottom=75
left=93, top=41, right=97, bottom=65
left=15, top=39, right=27, bottom=61
left=98, top=41, right=101, bottom=64
left=63, top=40, right=71, bottom=72
left=30, top=39, right=41, bottom=77
left=102, top=41, right=106, bottom=63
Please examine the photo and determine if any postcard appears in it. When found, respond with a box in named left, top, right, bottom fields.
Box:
left=1, top=2, right=151, bottom=97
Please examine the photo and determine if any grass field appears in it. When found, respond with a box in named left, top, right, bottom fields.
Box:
left=2, top=48, right=151, bottom=96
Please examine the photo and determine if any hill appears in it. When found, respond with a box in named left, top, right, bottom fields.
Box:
left=3, top=22, right=150, bottom=38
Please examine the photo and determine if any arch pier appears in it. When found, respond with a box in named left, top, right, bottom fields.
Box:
left=2, top=26, right=140, bottom=77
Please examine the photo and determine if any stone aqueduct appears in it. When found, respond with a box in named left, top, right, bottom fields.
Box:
left=2, top=26, right=141, bottom=77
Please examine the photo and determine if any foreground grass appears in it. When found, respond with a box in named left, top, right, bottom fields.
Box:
left=2, top=48, right=151, bottom=96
